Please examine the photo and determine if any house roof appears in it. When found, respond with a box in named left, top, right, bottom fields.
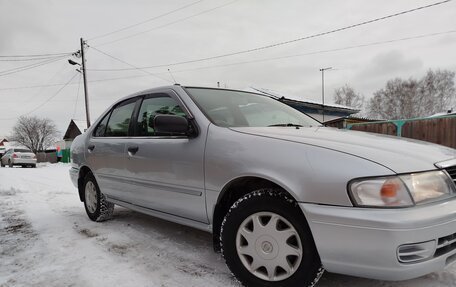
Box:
left=0, top=139, right=9, bottom=146
left=245, top=87, right=360, bottom=113
left=63, top=119, right=88, bottom=140
left=72, top=120, right=88, bottom=133
left=324, top=115, right=382, bottom=124
left=428, top=110, right=456, bottom=118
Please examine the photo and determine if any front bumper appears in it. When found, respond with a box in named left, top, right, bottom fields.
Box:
left=69, top=166, right=79, bottom=188
left=300, top=199, right=456, bottom=281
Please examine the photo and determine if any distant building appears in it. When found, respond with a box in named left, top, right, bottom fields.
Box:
left=0, top=139, right=8, bottom=146
left=63, top=119, right=87, bottom=141
left=55, top=119, right=88, bottom=163
left=247, top=87, right=359, bottom=122
left=324, top=116, right=381, bottom=129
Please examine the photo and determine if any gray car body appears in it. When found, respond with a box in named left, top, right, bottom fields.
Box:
left=70, top=85, right=456, bottom=281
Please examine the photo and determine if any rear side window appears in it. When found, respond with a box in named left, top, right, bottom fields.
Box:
left=105, top=100, right=137, bottom=137
left=136, top=95, right=186, bottom=136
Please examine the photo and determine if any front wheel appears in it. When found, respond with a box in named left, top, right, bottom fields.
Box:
left=221, top=189, right=324, bottom=287
left=83, top=173, right=114, bottom=222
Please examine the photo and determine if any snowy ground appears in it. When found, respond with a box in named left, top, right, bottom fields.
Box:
left=1, top=164, right=456, bottom=287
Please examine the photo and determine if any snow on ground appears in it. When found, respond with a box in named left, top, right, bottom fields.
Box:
left=1, top=164, right=455, bottom=287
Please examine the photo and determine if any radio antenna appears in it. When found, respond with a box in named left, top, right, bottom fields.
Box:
left=168, top=69, right=177, bottom=84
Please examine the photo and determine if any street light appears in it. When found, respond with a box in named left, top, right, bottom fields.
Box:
left=68, top=59, right=80, bottom=66
left=319, top=67, right=333, bottom=123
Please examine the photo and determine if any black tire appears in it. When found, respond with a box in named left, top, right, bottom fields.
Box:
left=0, top=162, right=4, bottom=167
left=31, top=164, right=36, bottom=168
left=8, top=160, right=13, bottom=168
left=221, top=189, right=324, bottom=287
left=83, top=173, right=114, bottom=222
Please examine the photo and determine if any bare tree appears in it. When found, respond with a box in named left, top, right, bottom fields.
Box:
left=9, top=116, right=59, bottom=154
left=333, top=84, right=365, bottom=110
left=368, top=69, right=456, bottom=119
left=418, top=69, right=455, bottom=115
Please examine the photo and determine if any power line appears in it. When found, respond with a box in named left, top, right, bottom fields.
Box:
left=1, top=28, right=454, bottom=92
left=72, top=73, right=83, bottom=118
left=0, top=56, right=67, bottom=77
left=0, top=52, right=73, bottom=58
left=18, top=61, right=71, bottom=105
left=95, top=0, right=240, bottom=47
left=0, top=55, right=73, bottom=62
left=167, top=30, right=456, bottom=74
left=90, top=46, right=172, bottom=83
left=88, top=29, right=456, bottom=73
left=0, top=73, right=79, bottom=120
left=87, top=0, right=205, bottom=41
left=97, top=0, right=452, bottom=67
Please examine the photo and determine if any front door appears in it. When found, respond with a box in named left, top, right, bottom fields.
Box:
left=86, top=97, right=139, bottom=200
left=123, top=92, right=208, bottom=223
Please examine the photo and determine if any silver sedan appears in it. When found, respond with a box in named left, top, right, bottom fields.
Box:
left=70, top=85, right=456, bottom=287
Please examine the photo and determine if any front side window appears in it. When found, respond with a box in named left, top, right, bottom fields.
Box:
left=93, top=112, right=110, bottom=137
left=186, top=88, right=320, bottom=128
left=136, top=94, right=186, bottom=136
left=105, top=100, right=137, bottom=137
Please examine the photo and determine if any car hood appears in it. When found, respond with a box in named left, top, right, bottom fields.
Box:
left=230, top=127, right=456, bottom=173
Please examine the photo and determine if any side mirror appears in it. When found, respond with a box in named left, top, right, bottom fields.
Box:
left=154, top=114, right=189, bottom=135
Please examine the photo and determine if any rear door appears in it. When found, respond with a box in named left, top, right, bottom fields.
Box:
left=86, top=97, right=140, bottom=200
left=122, top=91, right=208, bottom=223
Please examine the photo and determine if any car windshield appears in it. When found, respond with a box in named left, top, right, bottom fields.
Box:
left=186, top=88, right=321, bottom=128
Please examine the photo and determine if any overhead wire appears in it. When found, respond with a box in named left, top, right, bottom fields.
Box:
left=95, top=0, right=453, bottom=68
left=0, top=72, right=79, bottom=120
left=87, top=0, right=205, bottom=41
left=1, top=29, right=454, bottom=92
left=72, top=73, right=83, bottom=119
left=94, top=0, right=240, bottom=47
left=17, top=60, right=71, bottom=104
left=0, top=56, right=68, bottom=77
left=0, top=52, right=73, bottom=58
left=90, top=46, right=172, bottom=83
left=87, top=29, right=456, bottom=73
left=0, top=55, right=74, bottom=62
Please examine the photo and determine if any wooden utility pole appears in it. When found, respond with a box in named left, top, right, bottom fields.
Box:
left=80, top=38, right=91, bottom=128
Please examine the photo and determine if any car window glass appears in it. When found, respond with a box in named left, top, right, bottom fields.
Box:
left=105, top=101, right=136, bottom=137
left=187, top=88, right=320, bottom=128
left=94, top=112, right=110, bottom=137
left=136, top=95, right=186, bottom=136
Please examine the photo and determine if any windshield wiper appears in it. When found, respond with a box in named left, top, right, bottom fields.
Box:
left=267, top=123, right=303, bottom=127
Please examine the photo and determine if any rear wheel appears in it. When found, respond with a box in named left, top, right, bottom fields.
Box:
left=8, top=160, right=13, bottom=168
left=0, top=161, right=4, bottom=167
left=221, top=189, right=324, bottom=287
left=83, top=173, right=114, bottom=222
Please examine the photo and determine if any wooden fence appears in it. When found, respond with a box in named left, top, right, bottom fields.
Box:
left=348, top=115, right=456, bottom=149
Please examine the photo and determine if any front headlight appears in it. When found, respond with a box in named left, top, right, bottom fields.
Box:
left=400, top=170, right=455, bottom=204
left=349, top=170, right=455, bottom=208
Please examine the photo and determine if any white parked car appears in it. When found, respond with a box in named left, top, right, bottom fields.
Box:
left=1, top=148, right=37, bottom=168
